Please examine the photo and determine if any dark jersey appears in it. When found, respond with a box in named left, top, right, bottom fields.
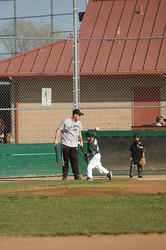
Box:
left=130, top=141, right=144, bottom=164
left=87, top=138, right=99, bottom=156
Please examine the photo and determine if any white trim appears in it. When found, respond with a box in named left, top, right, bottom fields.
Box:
left=0, top=82, right=10, bottom=85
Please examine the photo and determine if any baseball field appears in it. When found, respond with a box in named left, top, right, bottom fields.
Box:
left=0, top=175, right=165, bottom=250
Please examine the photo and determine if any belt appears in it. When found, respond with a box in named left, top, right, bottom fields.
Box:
left=90, top=151, right=99, bottom=157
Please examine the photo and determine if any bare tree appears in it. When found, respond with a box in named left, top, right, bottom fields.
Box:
left=0, top=20, right=59, bottom=54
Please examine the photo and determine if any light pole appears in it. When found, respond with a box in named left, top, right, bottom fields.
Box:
left=14, top=0, right=17, bottom=54
left=50, top=0, right=54, bottom=38
left=72, top=0, right=80, bottom=109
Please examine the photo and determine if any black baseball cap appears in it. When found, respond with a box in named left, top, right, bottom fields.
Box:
left=72, top=109, right=84, bottom=116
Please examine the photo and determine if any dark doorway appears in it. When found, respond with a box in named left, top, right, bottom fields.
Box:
left=133, top=87, right=160, bottom=127
left=0, top=82, right=11, bottom=141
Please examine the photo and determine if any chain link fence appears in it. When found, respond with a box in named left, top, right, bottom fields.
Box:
left=0, top=0, right=165, bottom=145
left=0, top=73, right=166, bottom=144
left=80, top=73, right=166, bottom=130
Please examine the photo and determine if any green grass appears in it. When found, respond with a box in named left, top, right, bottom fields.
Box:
left=0, top=179, right=165, bottom=236
left=0, top=192, right=165, bottom=236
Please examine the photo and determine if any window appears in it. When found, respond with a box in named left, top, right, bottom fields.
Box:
left=42, top=88, right=52, bottom=106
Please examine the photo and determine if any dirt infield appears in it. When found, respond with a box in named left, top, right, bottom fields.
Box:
left=0, top=234, right=166, bottom=250
left=3, top=175, right=166, bottom=196
left=27, top=180, right=166, bottom=195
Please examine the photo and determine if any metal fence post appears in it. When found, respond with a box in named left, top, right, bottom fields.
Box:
left=72, top=0, right=80, bottom=109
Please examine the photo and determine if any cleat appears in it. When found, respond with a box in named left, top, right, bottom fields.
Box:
left=87, top=177, right=93, bottom=182
left=74, top=175, right=81, bottom=180
left=107, top=171, right=112, bottom=181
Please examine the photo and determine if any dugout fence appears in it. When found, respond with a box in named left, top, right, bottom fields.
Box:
left=0, top=130, right=166, bottom=178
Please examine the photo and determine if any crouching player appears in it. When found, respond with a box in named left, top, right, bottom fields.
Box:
left=85, top=129, right=112, bottom=181
left=129, top=133, right=146, bottom=178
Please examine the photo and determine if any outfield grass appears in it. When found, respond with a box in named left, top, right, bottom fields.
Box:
left=0, top=192, right=165, bottom=236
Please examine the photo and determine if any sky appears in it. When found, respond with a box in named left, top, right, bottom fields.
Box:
left=0, top=0, right=88, bottom=57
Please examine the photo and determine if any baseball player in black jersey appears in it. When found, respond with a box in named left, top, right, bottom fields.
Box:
left=129, top=133, right=145, bottom=178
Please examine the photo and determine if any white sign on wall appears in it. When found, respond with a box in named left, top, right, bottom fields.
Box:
left=42, top=88, right=52, bottom=106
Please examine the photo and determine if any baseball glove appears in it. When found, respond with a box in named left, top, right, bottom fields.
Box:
left=139, top=157, right=146, bottom=168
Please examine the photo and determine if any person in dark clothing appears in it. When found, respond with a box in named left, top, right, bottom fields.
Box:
left=129, top=133, right=145, bottom=178
left=0, top=119, right=5, bottom=143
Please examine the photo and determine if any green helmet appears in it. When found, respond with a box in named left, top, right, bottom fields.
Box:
left=85, top=129, right=96, bottom=138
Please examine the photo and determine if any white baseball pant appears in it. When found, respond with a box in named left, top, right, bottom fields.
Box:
left=87, top=153, right=109, bottom=179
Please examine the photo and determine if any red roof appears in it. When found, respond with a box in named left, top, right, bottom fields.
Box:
left=0, top=0, right=165, bottom=77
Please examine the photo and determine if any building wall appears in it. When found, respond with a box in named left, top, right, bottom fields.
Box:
left=80, top=75, right=132, bottom=130
left=80, top=74, right=166, bottom=130
left=9, top=74, right=166, bottom=143
left=161, top=81, right=166, bottom=118
left=15, top=76, right=73, bottom=143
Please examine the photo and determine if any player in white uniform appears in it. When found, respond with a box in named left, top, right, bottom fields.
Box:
left=86, top=129, right=112, bottom=181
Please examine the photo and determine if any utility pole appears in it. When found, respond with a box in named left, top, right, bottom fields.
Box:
left=14, top=0, right=17, bottom=54
left=72, top=0, right=80, bottom=109
left=50, top=0, right=54, bottom=38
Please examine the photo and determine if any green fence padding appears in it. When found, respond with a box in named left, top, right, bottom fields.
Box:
left=0, top=130, right=166, bottom=178
left=0, top=143, right=64, bottom=178
left=82, top=130, right=166, bottom=137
